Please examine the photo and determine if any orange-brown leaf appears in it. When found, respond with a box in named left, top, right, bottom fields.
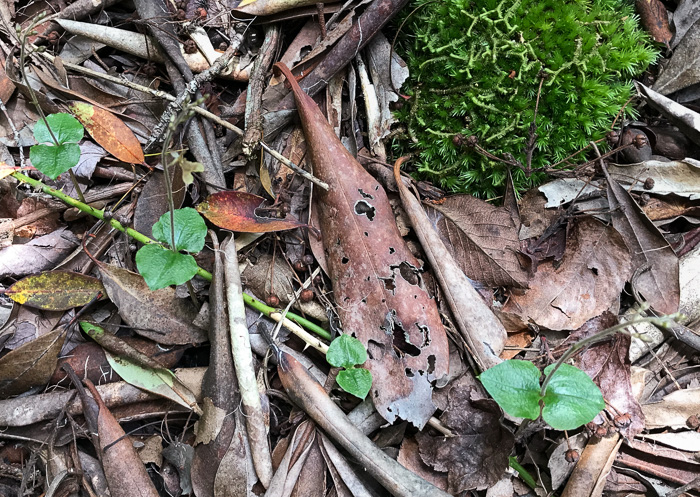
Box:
left=197, top=191, right=306, bottom=233
left=68, top=101, right=145, bottom=164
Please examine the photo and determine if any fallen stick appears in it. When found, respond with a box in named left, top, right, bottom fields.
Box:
left=275, top=348, right=451, bottom=497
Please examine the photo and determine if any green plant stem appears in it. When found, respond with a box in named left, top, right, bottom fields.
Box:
left=508, top=457, right=538, bottom=490
left=160, top=129, right=177, bottom=253
left=539, top=314, right=678, bottom=398
left=19, top=16, right=86, bottom=203
left=11, top=170, right=331, bottom=341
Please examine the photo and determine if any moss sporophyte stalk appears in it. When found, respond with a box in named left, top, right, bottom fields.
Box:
left=395, top=0, right=658, bottom=197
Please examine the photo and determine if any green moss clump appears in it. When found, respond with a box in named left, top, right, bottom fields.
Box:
left=395, top=0, right=658, bottom=197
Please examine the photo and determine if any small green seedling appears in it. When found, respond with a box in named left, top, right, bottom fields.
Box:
left=326, top=334, right=373, bottom=399
left=135, top=207, right=207, bottom=290
left=480, top=359, right=604, bottom=430
left=30, top=113, right=84, bottom=179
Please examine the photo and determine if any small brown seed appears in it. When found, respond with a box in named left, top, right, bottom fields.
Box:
left=266, top=295, right=280, bottom=307
left=564, top=449, right=579, bottom=463
left=300, top=288, right=314, bottom=303
left=614, top=413, right=631, bottom=427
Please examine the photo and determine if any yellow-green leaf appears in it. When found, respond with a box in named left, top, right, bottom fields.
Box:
left=6, top=271, right=106, bottom=310
left=105, top=351, right=201, bottom=413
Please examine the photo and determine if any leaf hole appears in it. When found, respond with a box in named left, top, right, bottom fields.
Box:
left=358, top=188, right=374, bottom=199
left=427, top=355, right=435, bottom=374
left=405, top=368, right=414, bottom=378
left=354, top=200, right=376, bottom=221
left=342, top=257, right=349, bottom=264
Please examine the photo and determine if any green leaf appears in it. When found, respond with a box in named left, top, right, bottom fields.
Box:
left=326, top=334, right=367, bottom=368
left=152, top=208, right=207, bottom=253
left=80, top=321, right=105, bottom=339
left=135, top=244, right=199, bottom=290
left=104, top=351, right=198, bottom=411
left=336, top=367, right=372, bottom=399
left=29, top=143, right=81, bottom=179
left=33, top=113, right=84, bottom=145
left=542, top=364, right=604, bottom=430
left=479, top=360, right=542, bottom=420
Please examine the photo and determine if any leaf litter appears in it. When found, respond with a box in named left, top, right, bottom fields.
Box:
left=0, top=1, right=700, bottom=496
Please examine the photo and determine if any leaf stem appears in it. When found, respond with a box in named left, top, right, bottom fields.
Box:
left=10, top=170, right=331, bottom=341
left=19, top=15, right=85, bottom=203
left=539, top=313, right=679, bottom=398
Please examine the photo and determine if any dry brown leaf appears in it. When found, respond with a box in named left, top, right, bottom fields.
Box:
left=99, top=264, right=207, bottom=345
left=423, top=195, right=528, bottom=288
left=84, top=381, right=160, bottom=497
left=393, top=160, right=507, bottom=370
left=603, top=165, right=680, bottom=315
left=504, top=218, right=632, bottom=330
left=635, top=0, right=672, bottom=45
left=0, top=227, right=79, bottom=279
left=0, top=326, right=65, bottom=396
left=416, top=375, right=513, bottom=493
left=192, top=235, right=250, bottom=497
left=275, top=62, right=449, bottom=427
left=564, top=312, right=645, bottom=438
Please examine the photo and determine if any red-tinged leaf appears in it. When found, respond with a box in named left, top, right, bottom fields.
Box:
left=68, top=101, right=145, bottom=164
left=6, top=271, right=105, bottom=311
left=274, top=62, right=450, bottom=428
left=197, top=191, right=306, bottom=233
left=83, top=381, right=160, bottom=497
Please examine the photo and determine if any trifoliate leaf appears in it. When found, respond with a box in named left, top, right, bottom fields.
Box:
left=479, top=360, right=542, bottom=420
left=327, top=334, right=368, bottom=368
left=336, top=367, right=372, bottom=399
left=135, top=244, right=199, bottom=290
left=542, top=363, right=604, bottom=430
left=151, top=208, right=207, bottom=253
left=33, top=113, right=84, bottom=145
left=29, top=143, right=81, bottom=179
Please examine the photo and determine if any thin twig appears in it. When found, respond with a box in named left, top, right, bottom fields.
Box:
left=37, top=51, right=329, bottom=190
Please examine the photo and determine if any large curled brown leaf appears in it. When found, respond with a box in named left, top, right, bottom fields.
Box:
left=504, top=217, right=632, bottom=330
left=98, top=264, right=207, bottom=345
left=424, top=195, right=528, bottom=288
left=275, top=62, right=449, bottom=428
left=603, top=165, right=680, bottom=315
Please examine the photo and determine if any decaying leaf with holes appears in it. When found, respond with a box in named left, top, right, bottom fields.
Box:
left=274, top=63, right=449, bottom=428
